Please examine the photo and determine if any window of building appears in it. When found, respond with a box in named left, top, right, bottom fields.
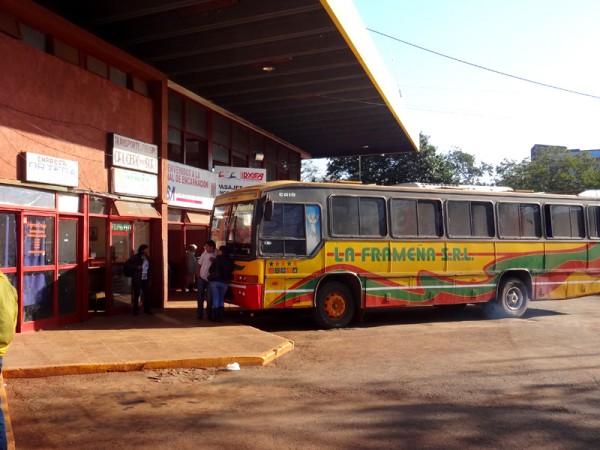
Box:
left=20, top=23, right=46, bottom=51
left=330, top=196, right=386, bottom=237
left=52, top=38, right=79, bottom=65
left=498, top=202, right=542, bottom=238
left=0, top=213, right=17, bottom=268
left=86, top=55, right=108, bottom=78
left=186, top=101, right=207, bottom=138
left=447, top=200, right=494, bottom=238
left=391, top=198, right=442, bottom=237
left=109, top=66, right=127, bottom=88
left=545, top=204, right=584, bottom=238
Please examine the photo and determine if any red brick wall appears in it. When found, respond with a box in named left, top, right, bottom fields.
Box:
left=0, top=34, right=155, bottom=191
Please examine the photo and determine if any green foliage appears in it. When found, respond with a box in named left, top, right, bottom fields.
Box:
left=325, top=133, right=491, bottom=186
left=494, top=147, right=600, bottom=192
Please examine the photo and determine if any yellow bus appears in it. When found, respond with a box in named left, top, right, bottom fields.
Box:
left=209, top=181, right=600, bottom=328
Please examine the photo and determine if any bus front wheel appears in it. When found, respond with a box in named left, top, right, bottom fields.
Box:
left=312, top=282, right=355, bottom=329
left=486, top=278, right=529, bottom=319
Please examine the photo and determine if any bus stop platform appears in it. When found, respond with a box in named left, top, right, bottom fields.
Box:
left=2, top=301, right=294, bottom=379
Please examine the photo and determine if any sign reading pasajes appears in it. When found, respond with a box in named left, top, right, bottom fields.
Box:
left=25, top=152, right=79, bottom=187
left=112, top=133, right=158, bottom=174
left=215, top=166, right=266, bottom=195
left=167, top=161, right=216, bottom=210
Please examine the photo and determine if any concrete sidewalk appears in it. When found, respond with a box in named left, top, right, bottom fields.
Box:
left=2, top=301, right=294, bottom=379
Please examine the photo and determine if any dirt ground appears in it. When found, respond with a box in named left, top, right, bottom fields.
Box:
left=7, top=297, right=600, bottom=449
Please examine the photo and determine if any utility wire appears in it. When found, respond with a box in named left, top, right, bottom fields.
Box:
left=368, top=28, right=600, bottom=101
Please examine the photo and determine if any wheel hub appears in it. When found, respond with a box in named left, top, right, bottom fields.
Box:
left=324, top=293, right=346, bottom=318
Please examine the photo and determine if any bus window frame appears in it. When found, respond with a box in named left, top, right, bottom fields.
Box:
left=328, top=194, right=388, bottom=238
left=496, top=201, right=543, bottom=240
left=544, top=203, right=586, bottom=239
left=586, top=204, right=600, bottom=239
left=389, top=197, right=443, bottom=239
left=446, top=199, right=495, bottom=239
left=258, top=201, right=322, bottom=258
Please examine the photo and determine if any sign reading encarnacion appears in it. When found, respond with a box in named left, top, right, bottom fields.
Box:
left=167, top=161, right=216, bottom=210
left=112, top=133, right=158, bottom=174
left=25, top=152, right=79, bottom=187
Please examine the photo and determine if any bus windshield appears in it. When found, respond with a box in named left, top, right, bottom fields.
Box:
left=210, top=201, right=254, bottom=258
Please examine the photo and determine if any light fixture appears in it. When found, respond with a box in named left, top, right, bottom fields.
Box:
left=262, top=66, right=275, bottom=73
left=254, top=152, right=264, bottom=161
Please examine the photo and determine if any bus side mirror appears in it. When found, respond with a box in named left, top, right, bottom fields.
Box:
left=264, top=200, right=273, bottom=221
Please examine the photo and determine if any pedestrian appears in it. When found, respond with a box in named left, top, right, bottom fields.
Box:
left=208, top=246, right=234, bottom=322
left=129, top=244, right=153, bottom=315
left=184, top=244, right=198, bottom=292
left=0, top=272, right=18, bottom=450
left=195, top=240, right=216, bottom=320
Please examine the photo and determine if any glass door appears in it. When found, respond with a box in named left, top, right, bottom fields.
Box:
left=57, top=218, right=79, bottom=319
left=111, top=221, right=132, bottom=311
left=23, top=215, right=55, bottom=325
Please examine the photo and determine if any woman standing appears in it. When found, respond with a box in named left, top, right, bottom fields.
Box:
left=208, top=246, right=234, bottom=322
left=129, top=244, right=152, bottom=315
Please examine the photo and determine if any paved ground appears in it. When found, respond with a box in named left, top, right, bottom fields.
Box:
left=2, top=301, right=294, bottom=378
left=6, top=297, right=600, bottom=449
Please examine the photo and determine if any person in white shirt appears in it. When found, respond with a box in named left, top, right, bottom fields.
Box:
left=195, top=240, right=216, bottom=319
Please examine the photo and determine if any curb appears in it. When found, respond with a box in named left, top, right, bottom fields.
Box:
left=2, top=340, right=294, bottom=379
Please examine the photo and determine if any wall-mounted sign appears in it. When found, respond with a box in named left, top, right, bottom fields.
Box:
left=111, top=133, right=158, bottom=174
left=25, top=152, right=79, bottom=187
left=215, top=166, right=266, bottom=195
left=111, top=167, right=157, bottom=198
left=167, top=161, right=216, bottom=210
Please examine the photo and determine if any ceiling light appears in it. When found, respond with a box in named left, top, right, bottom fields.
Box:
left=262, top=66, right=275, bottom=73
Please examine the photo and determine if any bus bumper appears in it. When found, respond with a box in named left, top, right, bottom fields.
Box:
left=228, top=283, right=263, bottom=310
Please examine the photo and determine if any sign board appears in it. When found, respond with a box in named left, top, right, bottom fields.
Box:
left=25, top=152, right=79, bottom=187
left=167, top=161, right=216, bottom=210
left=111, top=133, right=158, bottom=174
left=111, top=167, right=158, bottom=198
left=215, top=166, right=266, bottom=195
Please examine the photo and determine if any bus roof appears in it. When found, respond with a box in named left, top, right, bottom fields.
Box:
left=213, top=180, right=598, bottom=205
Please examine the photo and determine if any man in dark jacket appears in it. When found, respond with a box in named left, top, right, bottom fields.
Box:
left=208, top=246, right=234, bottom=322
left=129, top=244, right=153, bottom=315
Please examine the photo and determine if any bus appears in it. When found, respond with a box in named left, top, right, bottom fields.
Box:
left=209, top=180, right=600, bottom=328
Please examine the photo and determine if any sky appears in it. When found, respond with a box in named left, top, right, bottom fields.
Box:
left=349, top=0, right=600, bottom=168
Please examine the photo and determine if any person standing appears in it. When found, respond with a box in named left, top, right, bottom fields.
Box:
left=208, top=246, right=234, bottom=322
left=0, top=272, right=18, bottom=450
left=130, top=244, right=153, bottom=316
left=184, top=244, right=198, bottom=292
left=195, top=240, right=216, bottom=320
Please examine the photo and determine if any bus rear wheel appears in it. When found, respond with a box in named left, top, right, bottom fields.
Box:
left=312, top=282, right=355, bottom=329
left=486, top=278, right=529, bottom=319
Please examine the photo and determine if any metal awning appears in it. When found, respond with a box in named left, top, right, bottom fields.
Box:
left=185, top=211, right=210, bottom=226
left=32, top=0, right=417, bottom=159
left=113, top=200, right=161, bottom=218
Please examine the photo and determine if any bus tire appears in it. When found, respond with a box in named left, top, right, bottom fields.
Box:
left=486, top=278, right=529, bottom=319
left=312, top=282, right=355, bottom=329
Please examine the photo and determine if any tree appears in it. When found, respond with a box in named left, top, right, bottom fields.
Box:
left=494, top=147, right=600, bottom=192
left=326, top=133, right=491, bottom=186
left=301, top=159, right=326, bottom=182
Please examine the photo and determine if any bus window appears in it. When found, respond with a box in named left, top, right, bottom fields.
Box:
left=546, top=204, right=584, bottom=238
left=260, top=203, right=319, bottom=256
left=330, top=196, right=386, bottom=237
left=448, top=201, right=494, bottom=238
left=587, top=205, right=600, bottom=238
left=498, top=203, right=541, bottom=238
left=391, top=199, right=442, bottom=237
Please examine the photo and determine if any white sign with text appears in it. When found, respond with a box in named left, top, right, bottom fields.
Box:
left=25, top=152, right=79, bottom=187
left=111, top=167, right=157, bottom=197
left=215, top=166, right=266, bottom=195
left=112, top=133, right=158, bottom=174
left=167, top=161, right=217, bottom=210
